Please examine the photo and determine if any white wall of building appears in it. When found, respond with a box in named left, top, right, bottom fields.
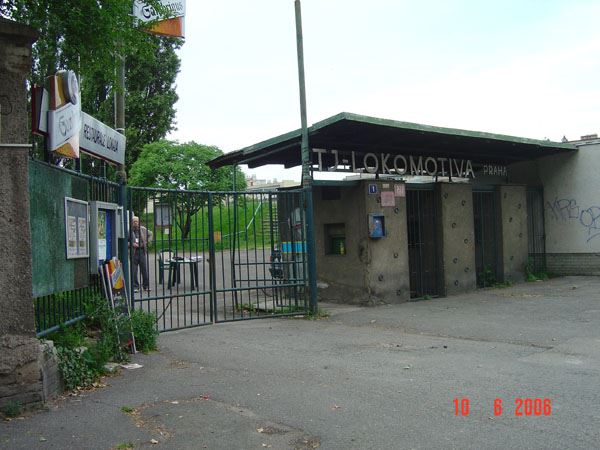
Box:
left=536, top=140, right=600, bottom=254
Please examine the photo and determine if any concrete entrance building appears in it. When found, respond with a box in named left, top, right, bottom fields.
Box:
left=209, top=113, right=599, bottom=303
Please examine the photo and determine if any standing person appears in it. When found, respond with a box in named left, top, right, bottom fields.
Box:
left=131, top=215, right=153, bottom=293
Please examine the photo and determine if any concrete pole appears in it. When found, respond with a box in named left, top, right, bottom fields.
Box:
left=294, top=1, right=318, bottom=313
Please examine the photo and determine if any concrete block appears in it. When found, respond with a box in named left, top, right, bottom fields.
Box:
left=497, top=185, right=529, bottom=283
left=438, top=183, right=477, bottom=295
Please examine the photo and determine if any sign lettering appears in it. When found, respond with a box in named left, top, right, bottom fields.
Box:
left=133, top=0, right=185, bottom=22
left=80, top=112, right=126, bottom=165
left=312, top=148, right=476, bottom=179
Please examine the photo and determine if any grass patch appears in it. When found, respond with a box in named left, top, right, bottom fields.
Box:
left=304, top=306, right=329, bottom=320
left=120, top=406, right=135, bottom=414
left=114, top=443, right=134, bottom=450
left=141, top=200, right=278, bottom=254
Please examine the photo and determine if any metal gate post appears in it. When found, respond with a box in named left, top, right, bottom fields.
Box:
left=207, top=193, right=217, bottom=322
left=304, top=188, right=318, bottom=313
left=295, top=0, right=318, bottom=314
left=118, top=179, right=130, bottom=304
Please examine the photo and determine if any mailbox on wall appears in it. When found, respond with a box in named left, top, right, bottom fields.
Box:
left=89, top=201, right=124, bottom=273
left=368, top=214, right=385, bottom=239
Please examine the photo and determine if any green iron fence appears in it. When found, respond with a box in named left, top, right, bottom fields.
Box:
left=29, top=159, right=120, bottom=336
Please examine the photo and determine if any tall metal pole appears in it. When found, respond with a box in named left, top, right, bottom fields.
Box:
left=115, top=54, right=130, bottom=299
left=115, top=55, right=126, bottom=135
left=294, top=0, right=318, bottom=314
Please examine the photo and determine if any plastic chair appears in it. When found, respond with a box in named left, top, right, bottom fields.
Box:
left=158, top=250, right=175, bottom=286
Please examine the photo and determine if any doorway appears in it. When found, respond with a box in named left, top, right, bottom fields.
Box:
left=406, top=187, right=440, bottom=298
left=473, top=190, right=499, bottom=287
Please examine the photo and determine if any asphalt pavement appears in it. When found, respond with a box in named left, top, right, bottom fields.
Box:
left=2, top=276, right=599, bottom=449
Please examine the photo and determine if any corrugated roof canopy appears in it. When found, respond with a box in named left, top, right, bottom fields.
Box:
left=208, top=112, right=576, bottom=170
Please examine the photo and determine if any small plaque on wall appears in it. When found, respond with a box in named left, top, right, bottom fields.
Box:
left=381, top=191, right=396, bottom=207
left=394, top=184, right=406, bottom=198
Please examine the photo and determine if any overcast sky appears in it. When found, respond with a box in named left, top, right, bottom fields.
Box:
left=168, top=0, right=600, bottom=182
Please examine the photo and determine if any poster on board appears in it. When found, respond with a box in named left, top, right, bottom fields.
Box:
left=78, top=217, right=88, bottom=255
left=64, top=197, right=89, bottom=259
left=97, top=210, right=107, bottom=262
left=67, top=216, right=78, bottom=257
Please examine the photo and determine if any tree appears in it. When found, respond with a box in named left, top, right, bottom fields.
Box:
left=1, top=1, right=180, bottom=172
left=129, top=140, right=246, bottom=239
left=81, top=36, right=181, bottom=172
left=0, top=1, right=157, bottom=88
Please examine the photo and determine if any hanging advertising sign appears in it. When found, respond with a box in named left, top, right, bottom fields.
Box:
left=47, top=101, right=81, bottom=155
left=80, top=112, right=126, bottom=165
left=46, top=71, right=81, bottom=158
left=133, top=0, right=186, bottom=38
left=32, top=72, right=126, bottom=165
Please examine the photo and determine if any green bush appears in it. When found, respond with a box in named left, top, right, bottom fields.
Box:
left=56, top=346, right=97, bottom=390
left=524, top=257, right=550, bottom=282
left=50, top=322, right=86, bottom=349
left=130, top=309, right=159, bottom=353
left=51, top=294, right=135, bottom=391
left=0, top=401, right=22, bottom=418
left=50, top=293, right=159, bottom=391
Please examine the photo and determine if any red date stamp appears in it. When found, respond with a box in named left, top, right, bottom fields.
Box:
left=453, top=397, right=551, bottom=417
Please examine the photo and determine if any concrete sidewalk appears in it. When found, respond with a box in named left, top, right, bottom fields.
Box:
left=1, top=276, right=599, bottom=449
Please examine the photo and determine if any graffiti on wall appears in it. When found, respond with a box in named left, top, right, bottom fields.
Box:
left=546, top=197, right=600, bottom=243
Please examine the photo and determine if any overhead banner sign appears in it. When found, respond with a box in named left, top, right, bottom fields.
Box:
left=133, top=0, right=186, bottom=38
left=80, top=112, right=125, bottom=165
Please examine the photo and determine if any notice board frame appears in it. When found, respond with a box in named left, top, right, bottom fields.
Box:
left=64, top=196, right=90, bottom=259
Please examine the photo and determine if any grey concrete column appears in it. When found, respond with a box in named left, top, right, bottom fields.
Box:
left=497, top=185, right=529, bottom=283
left=437, top=183, right=477, bottom=295
left=312, top=184, right=369, bottom=302
left=362, top=181, right=410, bottom=303
left=0, top=19, right=45, bottom=408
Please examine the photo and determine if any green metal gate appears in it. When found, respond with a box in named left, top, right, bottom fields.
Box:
left=128, top=187, right=308, bottom=332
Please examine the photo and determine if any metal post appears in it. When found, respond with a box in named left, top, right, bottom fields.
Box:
left=119, top=181, right=130, bottom=300
left=233, top=164, right=237, bottom=191
left=207, top=193, right=217, bottom=322
left=115, top=53, right=129, bottom=298
left=294, top=0, right=318, bottom=314
left=115, top=55, right=126, bottom=135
